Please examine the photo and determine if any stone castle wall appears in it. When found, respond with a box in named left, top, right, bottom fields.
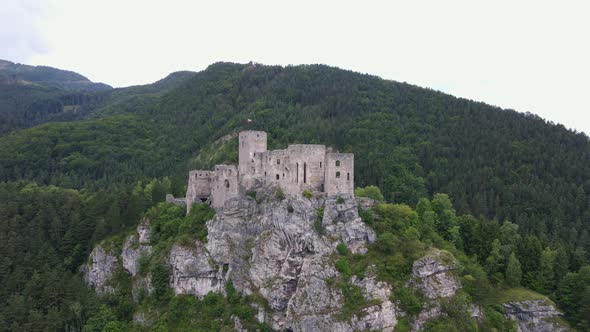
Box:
left=325, top=152, right=354, bottom=197
left=185, top=131, right=354, bottom=211
left=210, top=165, right=239, bottom=209
left=186, top=171, right=212, bottom=213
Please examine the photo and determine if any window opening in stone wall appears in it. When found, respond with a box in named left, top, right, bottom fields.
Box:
left=347, top=173, right=350, bottom=180
left=296, top=163, right=299, bottom=183
left=276, top=174, right=280, bottom=180
left=336, top=160, right=340, bottom=167
left=304, top=163, right=307, bottom=183
left=336, top=171, right=341, bottom=178
left=320, top=162, right=322, bottom=168
left=277, top=159, right=281, bottom=165
left=283, top=173, right=285, bottom=178
left=224, top=179, right=230, bottom=188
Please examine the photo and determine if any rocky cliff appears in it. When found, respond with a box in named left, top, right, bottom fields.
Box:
left=83, top=188, right=570, bottom=331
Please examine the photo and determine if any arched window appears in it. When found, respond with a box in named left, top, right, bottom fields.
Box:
left=224, top=179, right=230, bottom=188
left=336, top=160, right=341, bottom=167
left=303, top=163, right=307, bottom=183
left=276, top=174, right=280, bottom=180
left=336, top=171, right=341, bottom=178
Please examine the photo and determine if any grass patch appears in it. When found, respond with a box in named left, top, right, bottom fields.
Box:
left=302, top=189, right=313, bottom=199
left=493, top=287, right=554, bottom=306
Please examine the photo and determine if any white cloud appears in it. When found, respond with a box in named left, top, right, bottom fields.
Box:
left=0, top=0, right=50, bottom=62
left=8, top=0, right=590, bottom=134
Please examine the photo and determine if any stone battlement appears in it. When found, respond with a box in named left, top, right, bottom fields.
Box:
left=185, top=131, right=354, bottom=211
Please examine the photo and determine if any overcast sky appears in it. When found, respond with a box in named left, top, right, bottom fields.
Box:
left=2, top=0, right=589, bottom=135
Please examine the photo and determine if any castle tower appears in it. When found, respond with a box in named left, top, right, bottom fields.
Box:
left=324, top=152, right=354, bottom=197
left=238, top=131, right=267, bottom=178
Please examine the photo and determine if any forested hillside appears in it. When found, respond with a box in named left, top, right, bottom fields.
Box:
left=0, top=59, right=195, bottom=134
left=0, top=61, right=589, bottom=330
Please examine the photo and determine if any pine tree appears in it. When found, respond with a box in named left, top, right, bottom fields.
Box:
left=506, top=252, right=522, bottom=287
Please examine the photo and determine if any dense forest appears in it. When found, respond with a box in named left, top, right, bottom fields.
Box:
left=0, top=61, right=589, bottom=330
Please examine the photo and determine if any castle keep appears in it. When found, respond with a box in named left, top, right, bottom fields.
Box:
left=185, top=131, right=354, bottom=210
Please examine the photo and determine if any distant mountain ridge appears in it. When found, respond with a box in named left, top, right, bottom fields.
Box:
left=0, top=59, right=111, bottom=92
left=0, top=59, right=196, bottom=134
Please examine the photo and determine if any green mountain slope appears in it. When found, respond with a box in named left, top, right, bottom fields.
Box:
left=1, top=62, right=588, bottom=247
left=0, top=59, right=195, bottom=134
left=0, top=61, right=589, bottom=330
left=0, top=59, right=111, bottom=92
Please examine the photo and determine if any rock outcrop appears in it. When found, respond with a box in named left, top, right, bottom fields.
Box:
left=83, top=189, right=571, bottom=331
left=503, top=300, right=570, bottom=332
left=168, top=241, right=225, bottom=297
left=83, top=245, right=118, bottom=295
left=409, top=249, right=459, bottom=300
left=122, top=235, right=152, bottom=277
left=408, top=249, right=460, bottom=331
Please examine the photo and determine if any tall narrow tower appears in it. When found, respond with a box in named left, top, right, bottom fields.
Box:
left=238, top=131, right=267, bottom=176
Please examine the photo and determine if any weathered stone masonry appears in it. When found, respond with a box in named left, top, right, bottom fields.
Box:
left=185, top=130, right=354, bottom=211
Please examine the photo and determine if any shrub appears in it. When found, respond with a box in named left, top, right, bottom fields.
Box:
left=314, top=208, right=325, bottom=235
left=275, top=188, right=285, bottom=201
left=336, top=196, right=345, bottom=204
left=151, top=263, right=170, bottom=301
left=246, top=190, right=257, bottom=200
left=302, top=190, right=313, bottom=199
left=335, top=258, right=352, bottom=278
left=395, top=287, right=423, bottom=316
left=336, top=243, right=350, bottom=256
left=354, top=185, right=385, bottom=202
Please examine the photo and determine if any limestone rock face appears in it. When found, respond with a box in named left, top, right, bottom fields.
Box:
left=121, top=234, right=152, bottom=277
left=409, top=249, right=459, bottom=299
left=323, top=194, right=376, bottom=254
left=87, top=191, right=517, bottom=331
left=83, top=245, right=118, bottom=295
left=168, top=241, right=225, bottom=297
left=503, top=300, right=570, bottom=332
left=407, top=249, right=460, bottom=331
left=204, top=191, right=377, bottom=330
left=137, top=218, right=151, bottom=244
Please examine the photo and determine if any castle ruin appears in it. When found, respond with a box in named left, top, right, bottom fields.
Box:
left=184, top=131, right=354, bottom=211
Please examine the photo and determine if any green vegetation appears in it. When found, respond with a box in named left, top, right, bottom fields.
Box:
left=147, top=202, right=215, bottom=243
left=493, top=287, right=552, bottom=305
left=355, top=185, right=385, bottom=202
left=302, top=189, right=313, bottom=199
left=275, top=187, right=285, bottom=201
left=395, top=287, right=423, bottom=316
left=314, top=208, right=325, bottom=235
